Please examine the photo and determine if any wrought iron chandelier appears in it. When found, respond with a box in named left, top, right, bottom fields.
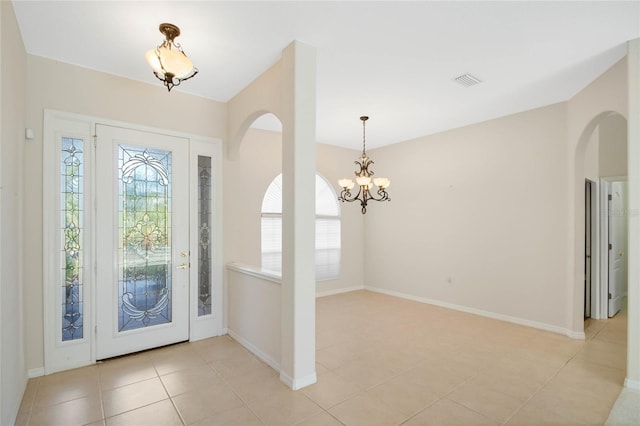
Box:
left=338, top=116, right=390, bottom=214
left=145, top=23, right=198, bottom=92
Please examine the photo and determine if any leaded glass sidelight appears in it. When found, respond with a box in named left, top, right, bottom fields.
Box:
left=198, top=156, right=212, bottom=316
left=61, top=137, right=84, bottom=341
left=118, top=145, right=173, bottom=331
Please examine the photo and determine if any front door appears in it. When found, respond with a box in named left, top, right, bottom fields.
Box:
left=95, top=124, right=190, bottom=359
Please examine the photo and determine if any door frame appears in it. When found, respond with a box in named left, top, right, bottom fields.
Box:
left=43, top=110, right=223, bottom=374
left=597, top=176, right=628, bottom=320
left=585, top=179, right=595, bottom=319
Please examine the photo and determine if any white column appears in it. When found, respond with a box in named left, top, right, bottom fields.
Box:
left=279, top=41, right=317, bottom=389
left=626, top=38, right=640, bottom=389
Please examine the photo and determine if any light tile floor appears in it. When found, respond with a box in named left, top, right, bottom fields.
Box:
left=16, top=290, right=627, bottom=425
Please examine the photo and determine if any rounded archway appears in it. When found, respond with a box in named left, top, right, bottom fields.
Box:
left=572, top=111, right=628, bottom=332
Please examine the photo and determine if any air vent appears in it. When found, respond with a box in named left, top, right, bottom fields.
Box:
left=453, top=73, right=482, bottom=87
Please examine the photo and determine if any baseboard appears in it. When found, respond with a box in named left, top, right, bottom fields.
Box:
left=227, top=328, right=280, bottom=372
left=279, top=371, right=317, bottom=390
left=28, top=367, right=45, bottom=378
left=316, top=285, right=365, bottom=298
left=624, top=378, right=640, bottom=390
left=366, top=286, right=584, bottom=339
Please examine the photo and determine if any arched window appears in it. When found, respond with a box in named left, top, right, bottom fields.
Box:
left=261, top=173, right=341, bottom=280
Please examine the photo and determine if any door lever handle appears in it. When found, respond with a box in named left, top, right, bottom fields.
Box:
left=176, top=263, right=189, bottom=269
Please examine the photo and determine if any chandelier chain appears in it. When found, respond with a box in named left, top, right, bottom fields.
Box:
left=362, top=119, right=366, bottom=156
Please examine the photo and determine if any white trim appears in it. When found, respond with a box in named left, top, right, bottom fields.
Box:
left=624, top=378, right=640, bottom=390
left=28, top=368, right=45, bottom=379
left=316, top=285, right=364, bottom=298
left=226, top=262, right=282, bottom=284
left=600, top=177, right=629, bottom=319
left=43, top=110, right=94, bottom=374
left=227, top=328, right=280, bottom=371
left=366, top=286, right=585, bottom=340
left=598, top=179, right=611, bottom=320
left=279, top=371, right=317, bottom=390
left=189, top=137, right=224, bottom=342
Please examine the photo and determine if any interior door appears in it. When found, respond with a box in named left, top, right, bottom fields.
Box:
left=96, top=124, right=190, bottom=359
left=608, top=181, right=627, bottom=318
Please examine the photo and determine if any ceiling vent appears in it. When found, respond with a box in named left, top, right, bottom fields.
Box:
left=453, top=73, right=482, bottom=87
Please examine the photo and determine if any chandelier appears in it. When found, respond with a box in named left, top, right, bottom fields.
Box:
left=338, top=116, right=390, bottom=214
left=145, top=23, right=198, bottom=92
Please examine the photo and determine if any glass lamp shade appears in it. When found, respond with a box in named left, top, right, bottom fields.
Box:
left=373, top=177, right=390, bottom=189
left=338, top=178, right=355, bottom=190
left=356, top=176, right=372, bottom=186
left=145, top=47, right=194, bottom=79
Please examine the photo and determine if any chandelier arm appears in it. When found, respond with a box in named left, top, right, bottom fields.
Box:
left=338, top=185, right=362, bottom=203
left=176, top=68, right=199, bottom=83
left=369, top=188, right=390, bottom=202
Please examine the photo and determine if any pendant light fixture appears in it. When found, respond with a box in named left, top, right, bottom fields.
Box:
left=145, top=23, right=198, bottom=92
left=338, top=116, right=390, bottom=214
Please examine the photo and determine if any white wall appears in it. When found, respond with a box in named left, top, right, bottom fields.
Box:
left=364, top=102, right=571, bottom=332
left=1, top=1, right=27, bottom=424
left=23, top=55, right=227, bottom=372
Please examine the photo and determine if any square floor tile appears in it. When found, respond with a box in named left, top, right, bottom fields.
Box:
left=102, top=377, right=168, bottom=418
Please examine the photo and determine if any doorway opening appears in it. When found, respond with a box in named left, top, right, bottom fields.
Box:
left=584, top=179, right=595, bottom=319
left=603, top=180, right=628, bottom=318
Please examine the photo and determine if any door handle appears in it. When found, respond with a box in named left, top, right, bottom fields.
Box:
left=619, top=251, right=624, bottom=257
left=176, top=263, right=189, bottom=269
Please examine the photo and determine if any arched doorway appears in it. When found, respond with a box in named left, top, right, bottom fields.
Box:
left=574, top=111, right=628, bottom=324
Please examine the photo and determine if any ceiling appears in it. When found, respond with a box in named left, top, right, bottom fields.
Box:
left=12, top=1, right=640, bottom=150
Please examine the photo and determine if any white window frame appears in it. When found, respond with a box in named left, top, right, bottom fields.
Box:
left=261, top=173, right=341, bottom=281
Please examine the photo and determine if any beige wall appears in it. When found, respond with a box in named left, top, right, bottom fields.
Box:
left=1, top=1, right=27, bottom=424
left=363, top=103, right=571, bottom=331
left=582, top=113, right=627, bottom=181
left=584, top=131, right=599, bottom=181
left=223, top=127, right=364, bottom=295
left=317, top=142, right=365, bottom=295
left=23, top=55, right=227, bottom=371
left=362, top=58, right=628, bottom=335
left=599, top=113, right=628, bottom=177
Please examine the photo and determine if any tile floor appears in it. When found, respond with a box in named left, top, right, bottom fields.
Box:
left=16, top=290, right=627, bottom=425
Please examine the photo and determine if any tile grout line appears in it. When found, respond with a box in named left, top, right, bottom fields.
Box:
left=501, top=349, right=586, bottom=425
left=155, top=363, right=188, bottom=426
left=96, top=363, right=107, bottom=425
left=397, top=359, right=496, bottom=425
left=211, top=359, right=267, bottom=425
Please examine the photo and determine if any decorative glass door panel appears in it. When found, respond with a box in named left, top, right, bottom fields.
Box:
left=119, top=146, right=173, bottom=331
left=61, top=137, right=85, bottom=341
left=198, top=155, right=212, bottom=316
left=96, top=125, right=189, bottom=360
